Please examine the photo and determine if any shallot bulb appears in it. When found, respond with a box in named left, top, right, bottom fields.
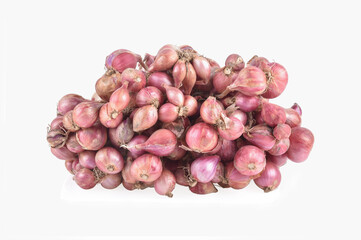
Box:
left=291, top=103, right=302, bottom=116
left=154, top=169, right=176, bottom=197
left=163, top=85, right=185, bottom=107
left=72, top=101, right=103, bottom=128
left=109, top=82, right=130, bottom=114
left=134, top=129, right=177, bottom=156
left=47, top=127, right=68, bottom=148
left=136, top=86, right=164, bottom=108
left=189, top=182, right=218, bottom=195
left=148, top=45, right=179, bottom=72
left=100, top=173, right=122, bottom=189
left=190, top=155, right=220, bottom=183
left=95, top=147, right=124, bottom=174
left=122, top=157, right=136, bottom=184
left=132, top=105, right=158, bottom=132
left=71, top=159, right=82, bottom=174
left=167, top=144, right=186, bottom=161
left=158, top=103, right=179, bottom=123
left=180, top=62, right=196, bottom=95
left=99, top=103, right=123, bottom=128
left=62, top=110, right=79, bottom=132
left=74, top=168, right=97, bottom=189
left=247, top=55, right=269, bottom=68
left=261, top=101, right=286, bottom=127
left=66, top=133, right=84, bottom=153
left=144, top=53, right=155, bottom=68
left=148, top=72, right=174, bottom=93
left=234, top=92, right=260, bottom=112
left=243, top=124, right=276, bottom=150
left=51, top=146, right=77, bottom=160
left=192, top=56, right=211, bottom=82
left=267, top=154, right=288, bottom=167
left=234, top=145, right=266, bottom=176
left=95, top=71, right=122, bottom=101
left=109, top=118, right=134, bottom=147
left=76, top=125, right=107, bottom=151
left=126, top=135, right=148, bottom=159
left=57, top=94, right=85, bottom=115
left=254, top=161, right=281, bottom=192
left=225, top=54, right=245, bottom=71
left=285, top=108, right=302, bottom=128
left=217, top=139, right=237, bottom=162
left=273, top=123, right=292, bottom=140
left=212, top=162, right=226, bottom=184
left=200, top=96, right=224, bottom=125
left=130, top=154, right=163, bottom=182
left=120, top=68, right=146, bottom=92
left=287, top=127, right=314, bottom=163
left=268, top=139, right=290, bottom=156
left=105, top=49, right=142, bottom=73
left=225, top=162, right=251, bottom=189
left=217, top=116, right=244, bottom=141
left=79, top=151, right=96, bottom=169
left=182, top=95, right=198, bottom=116
left=173, top=59, right=187, bottom=88
left=185, top=122, right=219, bottom=153
left=65, top=160, right=74, bottom=174
left=50, top=116, right=64, bottom=130
left=212, top=67, right=238, bottom=94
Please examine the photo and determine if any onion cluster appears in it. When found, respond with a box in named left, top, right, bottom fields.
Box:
left=47, top=45, right=314, bottom=197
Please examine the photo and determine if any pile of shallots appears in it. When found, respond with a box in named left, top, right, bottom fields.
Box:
left=47, top=44, right=314, bottom=197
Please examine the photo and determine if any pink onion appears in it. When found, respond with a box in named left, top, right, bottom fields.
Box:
left=259, top=62, right=288, bottom=99
left=95, top=71, right=122, bottom=101
left=72, top=101, right=103, bottom=128
left=261, top=101, right=286, bottom=127
left=173, top=59, right=187, bottom=88
left=190, top=155, right=220, bottom=183
left=148, top=45, right=179, bottom=72
left=76, top=125, right=107, bottom=151
left=225, top=54, right=245, bottom=71
left=192, top=56, right=211, bottom=81
left=162, top=117, right=190, bottom=139
left=148, top=72, right=174, bottom=93
left=227, top=109, right=247, bottom=126
left=62, top=110, right=79, bottom=132
left=212, top=162, right=226, bottom=184
left=74, top=168, right=96, bottom=189
left=132, top=105, right=158, bottom=132
left=185, top=122, right=218, bottom=153
left=65, top=160, right=74, bottom=174
left=254, top=161, right=281, bottom=192
left=95, top=147, right=124, bottom=174
left=105, top=49, right=142, bottom=73
left=291, top=103, right=302, bottom=116
left=267, top=154, right=288, bottom=167
left=100, top=173, right=122, bottom=189
left=51, top=146, right=77, bottom=160
left=217, top=66, right=267, bottom=98
left=144, top=53, right=155, bottom=68
left=66, top=133, right=84, bottom=153
left=182, top=95, right=198, bottom=116
left=247, top=55, right=269, bottom=68
left=212, top=67, right=238, bottom=94
left=120, top=68, right=146, bottom=92
left=109, top=82, right=130, bottom=113
left=47, top=127, right=68, bottom=148
left=217, top=139, right=237, bottom=162
left=134, top=129, right=177, bottom=156
left=50, top=116, right=64, bottom=130
left=175, top=168, right=190, bottom=186
left=285, top=108, right=302, bottom=128
left=181, top=62, right=196, bottom=95
left=57, top=94, right=86, bottom=115
left=243, top=124, right=276, bottom=150
left=154, top=169, right=176, bottom=197
left=136, top=86, right=164, bottom=108
left=99, top=103, right=123, bottom=128
left=121, top=157, right=136, bottom=184
left=189, top=182, right=218, bottom=195
left=225, top=162, right=251, bottom=189
left=130, top=154, right=163, bottom=182
left=71, top=159, right=83, bottom=174
left=234, top=92, right=260, bottom=112
left=167, top=144, right=186, bottom=161
left=273, top=123, right=292, bottom=140
left=217, top=116, right=244, bottom=141
left=234, top=145, right=266, bottom=176
left=268, top=138, right=290, bottom=156
left=163, top=84, right=185, bottom=107
left=79, top=151, right=96, bottom=169
left=287, top=127, right=314, bottom=163
left=109, top=118, right=134, bottom=147
left=126, top=135, right=148, bottom=159
left=158, top=103, right=179, bottom=123
left=200, top=96, right=224, bottom=125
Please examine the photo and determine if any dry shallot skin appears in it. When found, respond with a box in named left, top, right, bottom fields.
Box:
left=130, top=154, right=163, bottom=182
left=154, top=169, right=176, bottom=197
left=212, top=67, right=238, bottom=94
left=62, top=110, right=80, bottom=132
left=57, top=94, right=86, bottom=116
left=119, top=68, right=146, bottom=92
left=51, top=146, right=77, bottom=160
left=105, top=49, right=142, bottom=73
left=254, top=161, right=281, bottom=193
left=76, top=125, right=107, bottom=151
left=147, top=72, right=174, bottom=93
left=50, top=116, right=64, bottom=130
left=185, top=122, right=219, bottom=153
left=95, top=147, right=124, bottom=174
left=66, top=133, right=84, bottom=153
left=99, top=103, right=123, bottom=128
left=72, top=101, right=103, bottom=128
left=181, top=62, right=197, bottom=95
left=95, top=71, right=122, bottom=101
left=261, top=101, right=287, bottom=127
left=189, top=182, right=218, bottom=195
left=47, top=127, right=68, bottom=148
left=285, top=108, right=302, bottom=128
left=234, top=145, right=266, bottom=176
left=261, top=62, right=288, bottom=99
left=287, top=127, right=314, bottom=163
left=144, top=53, right=155, bottom=68
left=217, top=116, right=245, bottom=141
left=132, top=105, right=158, bottom=132
left=267, top=138, right=290, bottom=156
left=225, top=162, right=251, bottom=189
left=91, top=92, right=106, bottom=103
left=136, top=86, right=164, bottom=108
left=243, top=124, right=276, bottom=151
left=100, top=173, right=122, bottom=189
left=148, top=45, right=179, bottom=72
left=74, top=168, right=97, bottom=190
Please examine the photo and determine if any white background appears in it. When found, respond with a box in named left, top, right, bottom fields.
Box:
left=1, top=0, right=360, bottom=239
